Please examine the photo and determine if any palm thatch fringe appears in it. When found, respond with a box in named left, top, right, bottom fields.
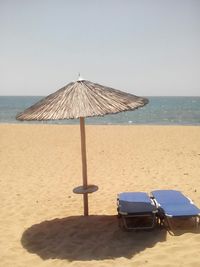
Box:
left=16, top=80, right=148, bottom=121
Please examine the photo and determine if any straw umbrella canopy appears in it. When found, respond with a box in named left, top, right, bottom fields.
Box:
left=16, top=77, right=149, bottom=216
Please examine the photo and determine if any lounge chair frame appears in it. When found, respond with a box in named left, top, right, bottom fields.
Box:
left=151, top=190, right=200, bottom=234
left=118, top=211, right=157, bottom=230
left=117, top=192, right=158, bottom=231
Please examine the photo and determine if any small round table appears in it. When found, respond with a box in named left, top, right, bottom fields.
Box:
left=73, top=184, right=99, bottom=194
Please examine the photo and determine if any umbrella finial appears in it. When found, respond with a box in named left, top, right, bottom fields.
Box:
left=78, top=73, right=84, bottom=82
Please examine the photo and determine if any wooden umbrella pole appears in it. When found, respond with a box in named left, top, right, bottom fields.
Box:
left=80, top=117, right=89, bottom=216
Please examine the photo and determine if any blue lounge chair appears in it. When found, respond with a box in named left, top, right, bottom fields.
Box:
left=117, top=192, right=157, bottom=230
left=151, top=190, right=200, bottom=231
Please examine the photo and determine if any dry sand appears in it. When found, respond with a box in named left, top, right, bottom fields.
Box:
left=0, top=124, right=200, bottom=267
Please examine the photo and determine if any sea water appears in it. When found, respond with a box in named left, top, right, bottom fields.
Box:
left=0, top=96, right=200, bottom=125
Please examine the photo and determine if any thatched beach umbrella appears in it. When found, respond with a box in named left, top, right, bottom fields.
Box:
left=16, top=77, right=148, bottom=216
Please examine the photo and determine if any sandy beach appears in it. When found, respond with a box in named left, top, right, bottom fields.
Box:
left=0, top=124, right=200, bottom=267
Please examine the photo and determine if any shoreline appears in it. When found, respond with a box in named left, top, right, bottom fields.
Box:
left=1, top=122, right=200, bottom=126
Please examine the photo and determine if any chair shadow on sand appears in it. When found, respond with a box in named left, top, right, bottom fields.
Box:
left=162, top=217, right=200, bottom=236
left=21, top=215, right=167, bottom=261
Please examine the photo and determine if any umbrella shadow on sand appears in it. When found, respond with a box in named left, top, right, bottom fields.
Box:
left=21, top=215, right=167, bottom=261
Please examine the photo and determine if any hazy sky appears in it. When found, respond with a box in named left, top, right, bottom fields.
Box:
left=0, top=0, right=200, bottom=96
